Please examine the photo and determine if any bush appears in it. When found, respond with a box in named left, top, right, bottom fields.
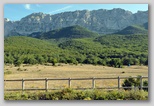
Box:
left=17, top=68, right=23, bottom=71
left=122, top=77, right=137, bottom=90
left=4, top=71, right=12, bottom=75
left=122, top=76, right=148, bottom=91
left=124, top=90, right=148, bottom=100
left=14, top=60, right=23, bottom=67
left=143, top=80, right=148, bottom=91
left=52, top=58, right=57, bottom=66
left=4, top=89, right=148, bottom=100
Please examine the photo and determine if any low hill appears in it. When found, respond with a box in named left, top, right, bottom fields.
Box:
left=114, top=24, right=148, bottom=35
left=30, top=25, right=99, bottom=39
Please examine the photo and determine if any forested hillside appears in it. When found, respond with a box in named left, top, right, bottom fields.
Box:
left=29, top=25, right=99, bottom=39
left=4, top=33, right=148, bottom=67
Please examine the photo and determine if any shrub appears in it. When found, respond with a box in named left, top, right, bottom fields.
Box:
left=143, top=80, right=148, bottom=91
left=51, top=58, right=57, bottom=66
left=124, top=90, right=148, bottom=100
left=4, top=89, right=148, bottom=100
left=121, top=71, right=125, bottom=73
left=24, top=69, right=28, bottom=71
left=17, top=68, right=23, bottom=71
left=122, top=77, right=137, bottom=90
left=122, top=76, right=148, bottom=91
left=4, top=71, right=12, bottom=75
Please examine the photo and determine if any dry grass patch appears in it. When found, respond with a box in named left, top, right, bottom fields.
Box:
left=4, top=64, right=148, bottom=90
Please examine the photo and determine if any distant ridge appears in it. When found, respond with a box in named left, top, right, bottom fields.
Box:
left=114, top=23, right=148, bottom=35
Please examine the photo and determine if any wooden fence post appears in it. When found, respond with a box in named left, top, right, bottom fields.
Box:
left=92, top=77, right=95, bottom=89
left=118, top=76, right=120, bottom=90
left=140, top=76, right=143, bottom=90
left=22, top=79, right=25, bottom=93
left=68, top=78, right=71, bottom=88
left=45, top=78, right=48, bottom=92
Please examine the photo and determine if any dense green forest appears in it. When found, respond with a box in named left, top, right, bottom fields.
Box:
left=4, top=33, right=148, bottom=67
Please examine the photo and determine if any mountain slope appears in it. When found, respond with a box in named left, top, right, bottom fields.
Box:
left=4, top=36, right=60, bottom=54
left=29, top=25, right=99, bottom=39
left=142, top=22, right=148, bottom=30
left=4, top=8, right=148, bottom=36
left=94, top=34, right=148, bottom=53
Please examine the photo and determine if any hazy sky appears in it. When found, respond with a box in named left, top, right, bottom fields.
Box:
left=4, top=4, right=148, bottom=21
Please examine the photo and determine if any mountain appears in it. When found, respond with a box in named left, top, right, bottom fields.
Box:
left=4, top=8, right=148, bottom=36
left=114, top=23, right=148, bottom=35
left=29, top=25, right=99, bottom=39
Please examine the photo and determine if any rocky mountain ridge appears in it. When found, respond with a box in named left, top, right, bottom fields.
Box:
left=4, top=8, right=148, bottom=36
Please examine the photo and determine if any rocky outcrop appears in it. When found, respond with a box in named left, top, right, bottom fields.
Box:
left=4, top=8, right=148, bottom=36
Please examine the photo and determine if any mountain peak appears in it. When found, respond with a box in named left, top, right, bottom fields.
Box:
left=27, top=12, right=47, bottom=17
left=4, top=18, right=10, bottom=22
left=21, top=12, right=50, bottom=21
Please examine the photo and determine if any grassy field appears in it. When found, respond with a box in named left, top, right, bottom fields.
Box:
left=4, top=64, right=148, bottom=90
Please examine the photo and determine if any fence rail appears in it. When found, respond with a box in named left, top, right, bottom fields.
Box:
left=4, top=76, right=148, bottom=92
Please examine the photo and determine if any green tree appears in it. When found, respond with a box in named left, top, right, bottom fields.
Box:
left=14, top=60, right=23, bottom=67
left=109, top=58, right=122, bottom=68
left=145, top=58, right=148, bottom=65
left=52, top=58, right=57, bottom=66
left=122, top=77, right=136, bottom=90
left=36, top=55, right=45, bottom=64
left=122, top=76, right=141, bottom=90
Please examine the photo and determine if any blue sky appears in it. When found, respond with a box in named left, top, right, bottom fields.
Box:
left=4, top=4, right=148, bottom=21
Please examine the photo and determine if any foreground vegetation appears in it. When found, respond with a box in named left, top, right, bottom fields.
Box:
left=4, top=88, right=148, bottom=100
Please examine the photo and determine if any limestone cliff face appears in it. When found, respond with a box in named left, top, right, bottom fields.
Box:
left=4, top=8, right=148, bottom=36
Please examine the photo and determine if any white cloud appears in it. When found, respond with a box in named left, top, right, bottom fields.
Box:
left=24, top=4, right=31, bottom=10
left=49, top=5, right=72, bottom=14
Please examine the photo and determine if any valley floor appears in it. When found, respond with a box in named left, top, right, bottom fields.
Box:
left=4, top=64, right=148, bottom=90
left=4, top=63, right=148, bottom=79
